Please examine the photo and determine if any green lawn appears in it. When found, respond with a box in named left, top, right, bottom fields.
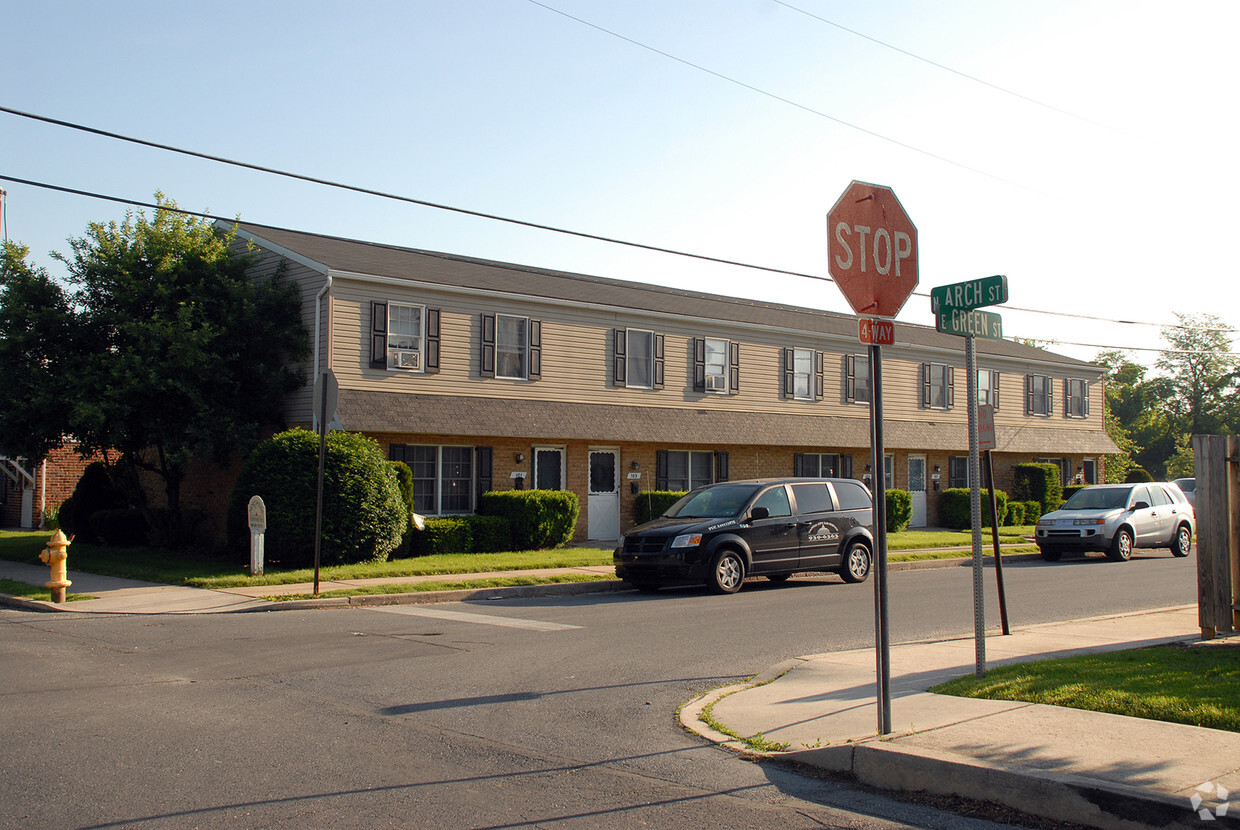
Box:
left=0, top=526, right=1035, bottom=591
left=932, top=644, right=1240, bottom=732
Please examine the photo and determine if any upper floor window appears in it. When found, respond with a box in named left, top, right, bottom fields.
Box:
left=844, top=353, right=871, bottom=404
left=978, top=369, right=1000, bottom=409
left=1064, top=378, right=1090, bottom=418
left=370, top=301, right=440, bottom=373
left=781, top=348, right=823, bottom=401
left=920, top=362, right=954, bottom=410
left=481, top=313, right=542, bottom=380
left=1026, top=374, right=1052, bottom=416
left=614, top=328, right=664, bottom=390
left=694, top=337, right=739, bottom=394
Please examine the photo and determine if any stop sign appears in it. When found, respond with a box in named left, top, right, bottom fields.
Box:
left=827, top=181, right=918, bottom=318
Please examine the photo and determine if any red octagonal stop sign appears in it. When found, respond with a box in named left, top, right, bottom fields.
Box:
left=827, top=181, right=919, bottom=318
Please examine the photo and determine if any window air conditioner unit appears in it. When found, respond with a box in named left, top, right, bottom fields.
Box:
left=705, top=374, right=727, bottom=392
left=393, top=349, right=421, bottom=369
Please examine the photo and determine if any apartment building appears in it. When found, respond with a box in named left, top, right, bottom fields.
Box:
left=232, top=223, right=1117, bottom=542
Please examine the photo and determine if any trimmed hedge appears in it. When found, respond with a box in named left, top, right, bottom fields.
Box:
left=409, top=515, right=514, bottom=556
left=634, top=490, right=687, bottom=524
left=478, top=490, right=579, bottom=550
left=886, top=489, right=913, bottom=533
left=1005, top=501, right=1025, bottom=526
left=226, top=428, right=408, bottom=567
left=1125, top=467, right=1154, bottom=483
left=938, top=488, right=1009, bottom=529
left=1023, top=500, right=1044, bottom=522
left=1012, top=463, right=1063, bottom=518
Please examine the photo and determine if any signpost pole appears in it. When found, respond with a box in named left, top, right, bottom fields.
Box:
left=985, top=449, right=1010, bottom=635
left=966, top=336, right=986, bottom=677
left=868, top=343, right=891, bottom=735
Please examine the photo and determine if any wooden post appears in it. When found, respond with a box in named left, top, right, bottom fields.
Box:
left=1192, top=435, right=1238, bottom=638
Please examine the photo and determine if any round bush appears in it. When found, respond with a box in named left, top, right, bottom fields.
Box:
left=885, top=489, right=913, bottom=533
left=227, top=429, right=408, bottom=567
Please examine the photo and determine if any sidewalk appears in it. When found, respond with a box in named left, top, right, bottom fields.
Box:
left=3, top=557, right=1237, bottom=829
left=682, top=605, right=1240, bottom=830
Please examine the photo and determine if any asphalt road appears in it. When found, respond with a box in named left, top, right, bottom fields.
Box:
left=0, top=550, right=1197, bottom=829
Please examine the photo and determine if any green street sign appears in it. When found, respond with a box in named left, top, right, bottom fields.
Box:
left=930, top=275, right=1008, bottom=314
left=937, top=308, right=1003, bottom=340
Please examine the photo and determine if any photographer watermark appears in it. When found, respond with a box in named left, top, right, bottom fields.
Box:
left=1190, top=781, right=1230, bottom=821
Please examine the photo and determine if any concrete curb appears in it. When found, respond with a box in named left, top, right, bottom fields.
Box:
left=786, top=741, right=1240, bottom=830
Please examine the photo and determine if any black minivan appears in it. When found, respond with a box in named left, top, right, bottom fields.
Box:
left=614, top=477, right=874, bottom=594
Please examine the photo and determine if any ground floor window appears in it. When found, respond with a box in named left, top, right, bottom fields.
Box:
left=657, top=450, right=728, bottom=491
left=794, top=453, right=853, bottom=478
left=390, top=444, right=474, bottom=514
left=534, top=446, right=564, bottom=490
left=949, top=456, right=969, bottom=489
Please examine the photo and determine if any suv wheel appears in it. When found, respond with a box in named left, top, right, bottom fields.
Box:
left=839, top=540, right=872, bottom=583
left=708, top=549, right=745, bottom=594
left=1170, top=524, right=1192, bottom=557
left=1107, top=527, right=1133, bottom=562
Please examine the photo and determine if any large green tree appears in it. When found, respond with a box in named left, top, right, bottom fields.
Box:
left=1153, top=312, right=1239, bottom=438
left=0, top=242, right=75, bottom=463
left=52, top=195, right=309, bottom=522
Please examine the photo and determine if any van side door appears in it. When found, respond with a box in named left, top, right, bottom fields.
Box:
left=790, top=482, right=844, bottom=572
left=745, top=484, right=798, bottom=576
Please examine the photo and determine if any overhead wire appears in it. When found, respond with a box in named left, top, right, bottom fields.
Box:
left=0, top=106, right=1227, bottom=339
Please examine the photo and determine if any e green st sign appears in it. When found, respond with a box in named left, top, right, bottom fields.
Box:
left=937, top=308, right=1003, bottom=340
left=930, top=274, right=1008, bottom=315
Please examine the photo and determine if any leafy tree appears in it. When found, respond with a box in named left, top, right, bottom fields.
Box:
left=0, top=242, right=74, bottom=464
left=53, top=194, right=309, bottom=527
left=1154, top=312, right=1239, bottom=438
left=1094, top=351, right=1144, bottom=482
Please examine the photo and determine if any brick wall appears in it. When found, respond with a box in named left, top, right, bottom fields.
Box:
left=0, top=446, right=105, bottom=530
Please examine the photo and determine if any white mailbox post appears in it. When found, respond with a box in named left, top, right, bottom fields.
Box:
left=247, top=495, right=267, bottom=576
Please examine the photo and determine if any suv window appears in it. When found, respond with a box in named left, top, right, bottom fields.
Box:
left=752, top=485, right=792, bottom=517
left=1149, top=485, right=1171, bottom=507
left=791, top=482, right=834, bottom=515
left=1129, top=485, right=1150, bottom=507
left=832, top=480, right=871, bottom=510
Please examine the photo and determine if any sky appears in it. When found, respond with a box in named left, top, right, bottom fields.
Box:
left=3, top=0, right=1238, bottom=368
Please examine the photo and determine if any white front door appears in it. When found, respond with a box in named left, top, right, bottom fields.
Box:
left=587, top=449, right=620, bottom=541
left=908, top=455, right=927, bottom=527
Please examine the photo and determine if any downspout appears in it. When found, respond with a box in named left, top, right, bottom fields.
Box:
left=313, top=272, right=333, bottom=430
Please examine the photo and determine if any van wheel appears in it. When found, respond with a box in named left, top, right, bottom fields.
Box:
left=708, top=549, right=745, bottom=594
left=839, top=540, right=872, bottom=583
left=1107, top=528, right=1133, bottom=562
left=1171, top=525, right=1192, bottom=557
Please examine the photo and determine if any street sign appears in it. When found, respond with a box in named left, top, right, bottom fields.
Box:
left=828, top=181, right=918, bottom=318
left=978, top=404, right=996, bottom=451
left=937, top=308, right=1003, bottom=340
left=930, top=275, right=1008, bottom=315
left=858, top=318, right=895, bottom=345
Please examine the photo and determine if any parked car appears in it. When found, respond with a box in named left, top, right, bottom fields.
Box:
left=1172, top=477, right=1196, bottom=507
left=1034, top=483, right=1194, bottom=562
left=614, top=477, right=874, bottom=594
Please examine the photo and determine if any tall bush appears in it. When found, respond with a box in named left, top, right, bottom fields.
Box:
left=885, top=489, right=913, bottom=533
left=478, top=490, right=578, bottom=550
left=227, top=429, right=408, bottom=567
left=634, top=490, right=687, bottom=525
left=58, top=461, right=128, bottom=544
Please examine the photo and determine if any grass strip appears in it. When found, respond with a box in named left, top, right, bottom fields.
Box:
left=0, top=577, right=94, bottom=602
left=270, top=572, right=610, bottom=601
left=932, top=644, right=1240, bottom=732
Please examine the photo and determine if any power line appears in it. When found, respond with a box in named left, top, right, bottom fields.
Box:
left=521, top=0, right=1027, bottom=189
left=3, top=172, right=1231, bottom=361
left=771, top=0, right=1119, bottom=132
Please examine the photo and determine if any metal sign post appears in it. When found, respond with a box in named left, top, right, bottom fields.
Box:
left=828, top=180, right=919, bottom=736
left=965, top=337, right=986, bottom=677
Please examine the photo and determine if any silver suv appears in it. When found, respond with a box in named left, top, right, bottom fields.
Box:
left=1035, top=483, right=1194, bottom=562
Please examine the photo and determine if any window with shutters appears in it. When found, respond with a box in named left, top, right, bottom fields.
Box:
left=370, top=301, right=441, bottom=373
left=844, top=353, right=871, bottom=404
left=782, top=347, right=823, bottom=401
left=921, top=362, right=954, bottom=410
left=481, top=313, right=541, bottom=380
left=614, top=328, right=664, bottom=389
left=389, top=444, right=479, bottom=514
left=693, top=337, right=738, bottom=394
left=1026, top=373, right=1052, bottom=416
left=657, top=450, right=726, bottom=490
left=793, top=453, right=853, bottom=478
left=1064, top=378, right=1089, bottom=418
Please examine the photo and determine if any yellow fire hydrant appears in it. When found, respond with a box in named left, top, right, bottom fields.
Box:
left=39, top=530, right=72, bottom=604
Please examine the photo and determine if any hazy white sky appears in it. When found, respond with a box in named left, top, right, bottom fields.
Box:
left=3, top=0, right=1237, bottom=365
